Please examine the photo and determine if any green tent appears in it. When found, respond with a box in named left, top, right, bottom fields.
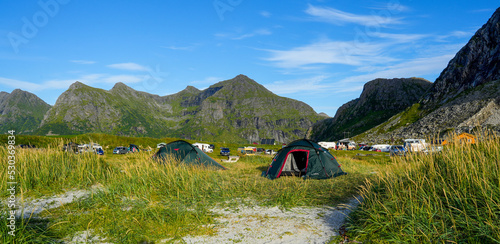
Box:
left=262, top=139, right=346, bottom=179
left=152, top=140, right=226, bottom=170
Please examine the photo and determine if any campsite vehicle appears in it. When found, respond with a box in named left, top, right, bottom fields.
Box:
left=265, top=149, right=277, bottom=155
left=337, top=139, right=357, bottom=150
left=362, top=146, right=373, bottom=151
left=152, top=140, right=225, bottom=170
left=389, top=145, right=406, bottom=156
left=262, top=139, right=347, bottom=180
left=192, top=143, right=213, bottom=153
left=242, top=147, right=256, bottom=155
left=318, top=141, right=336, bottom=149
left=129, top=144, right=140, bottom=153
left=220, top=147, right=230, bottom=156
left=404, top=139, right=428, bottom=152
left=63, top=142, right=79, bottom=153
left=157, top=143, right=167, bottom=148
left=257, top=148, right=265, bottom=153
left=372, top=144, right=391, bottom=152
left=113, top=146, right=128, bottom=154
left=209, top=144, right=215, bottom=149
left=95, top=148, right=104, bottom=155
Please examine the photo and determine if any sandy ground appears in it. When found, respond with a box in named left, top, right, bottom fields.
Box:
left=177, top=196, right=362, bottom=244
left=7, top=189, right=361, bottom=244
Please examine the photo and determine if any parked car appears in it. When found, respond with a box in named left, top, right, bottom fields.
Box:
left=220, top=147, right=230, bottom=156
left=113, top=146, right=128, bottom=154
left=265, top=149, right=277, bottom=155
left=362, top=146, right=373, bottom=151
left=389, top=145, right=406, bottom=156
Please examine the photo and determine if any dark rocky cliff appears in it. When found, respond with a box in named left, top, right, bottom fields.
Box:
left=356, top=8, right=500, bottom=143
left=312, top=78, right=432, bottom=141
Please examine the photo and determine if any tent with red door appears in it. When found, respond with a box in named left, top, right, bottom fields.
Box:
left=262, top=139, right=346, bottom=179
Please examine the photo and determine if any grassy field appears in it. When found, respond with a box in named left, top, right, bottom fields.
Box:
left=0, top=135, right=386, bottom=243
left=3, top=132, right=498, bottom=243
left=347, top=131, right=500, bottom=243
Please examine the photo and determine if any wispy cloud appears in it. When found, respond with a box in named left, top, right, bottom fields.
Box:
left=233, top=28, right=272, bottom=40
left=260, top=11, right=271, bottom=18
left=264, top=75, right=332, bottom=95
left=70, top=60, right=96, bottom=64
left=305, top=4, right=403, bottom=26
left=0, top=74, right=146, bottom=92
left=215, top=28, right=272, bottom=40
left=264, top=39, right=395, bottom=68
left=189, top=76, right=222, bottom=85
left=107, top=62, right=150, bottom=72
left=341, top=54, right=455, bottom=84
left=161, top=44, right=198, bottom=51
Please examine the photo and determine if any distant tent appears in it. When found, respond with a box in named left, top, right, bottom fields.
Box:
left=262, top=139, right=346, bottom=180
left=152, top=140, right=226, bottom=170
left=260, top=139, right=275, bottom=145
left=129, top=144, right=140, bottom=152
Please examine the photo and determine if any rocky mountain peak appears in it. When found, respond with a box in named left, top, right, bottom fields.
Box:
left=68, top=81, right=88, bottom=90
left=182, top=85, right=200, bottom=94
left=422, top=7, right=500, bottom=107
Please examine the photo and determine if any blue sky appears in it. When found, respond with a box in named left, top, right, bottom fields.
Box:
left=0, top=0, right=498, bottom=117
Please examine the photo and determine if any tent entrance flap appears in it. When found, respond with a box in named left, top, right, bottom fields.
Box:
left=279, top=149, right=309, bottom=177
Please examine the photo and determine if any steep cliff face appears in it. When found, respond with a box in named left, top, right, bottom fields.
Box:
left=0, top=89, right=51, bottom=134
left=422, top=7, right=500, bottom=107
left=174, top=75, right=322, bottom=143
left=311, top=78, right=432, bottom=141
left=356, top=8, right=500, bottom=143
left=37, top=75, right=321, bottom=143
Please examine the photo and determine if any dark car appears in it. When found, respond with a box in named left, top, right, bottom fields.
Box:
left=220, top=147, right=230, bottom=156
left=389, top=145, right=406, bottom=156
left=113, top=146, right=128, bottom=154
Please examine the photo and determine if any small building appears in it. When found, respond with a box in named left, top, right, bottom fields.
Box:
left=443, top=132, right=476, bottom=145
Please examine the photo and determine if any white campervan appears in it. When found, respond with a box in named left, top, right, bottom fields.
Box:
left=318, top=141, right=336, bottom=149
left=404, top=139, right=428, bottom=152
left=192, top=143, right=213, bottom=153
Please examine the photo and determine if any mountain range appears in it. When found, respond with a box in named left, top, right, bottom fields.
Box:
left=33, top=74, right=322, bottom=143
left=3, top=7, right=500, bottom=143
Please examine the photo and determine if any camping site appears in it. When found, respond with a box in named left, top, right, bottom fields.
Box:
left=1, top=131, right=499, bottom=243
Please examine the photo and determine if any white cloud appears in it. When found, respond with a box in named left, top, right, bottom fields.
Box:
left=341, top=54, right=455, bottom=84
left=0, top=77, right=43, bottom=91
left=264, top=75, right=331, bottom=95
left=189, top=76, right=222, bottom=85
left=305, top=4, right=402, bottom=26
left=264, top=40, right=395, bottom=68
left=160, top=44, right=198, bottom=51
left=260, top=11, right=271, bottom=18
left=216, top=28, right=272, bottom=40
left=107, top=62, right=150, bottom=72
left=0, top=74, right=147, bottom=92
left=371, top=32, right=428, bottom=42
left=70, top=60, right=96, bottom=64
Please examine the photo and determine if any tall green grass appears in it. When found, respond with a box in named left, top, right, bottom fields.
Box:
left=348, top=131, right=500, bottom=243
left=1, top=136, right=376, bottom=243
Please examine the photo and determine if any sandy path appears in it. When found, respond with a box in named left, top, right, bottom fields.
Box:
left=178, top=196, right=362, bottom=244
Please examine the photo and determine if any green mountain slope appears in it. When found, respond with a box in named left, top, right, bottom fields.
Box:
left=0, top=89, right=51, bottom=134
left=37, top=75, right=322, bottom=143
